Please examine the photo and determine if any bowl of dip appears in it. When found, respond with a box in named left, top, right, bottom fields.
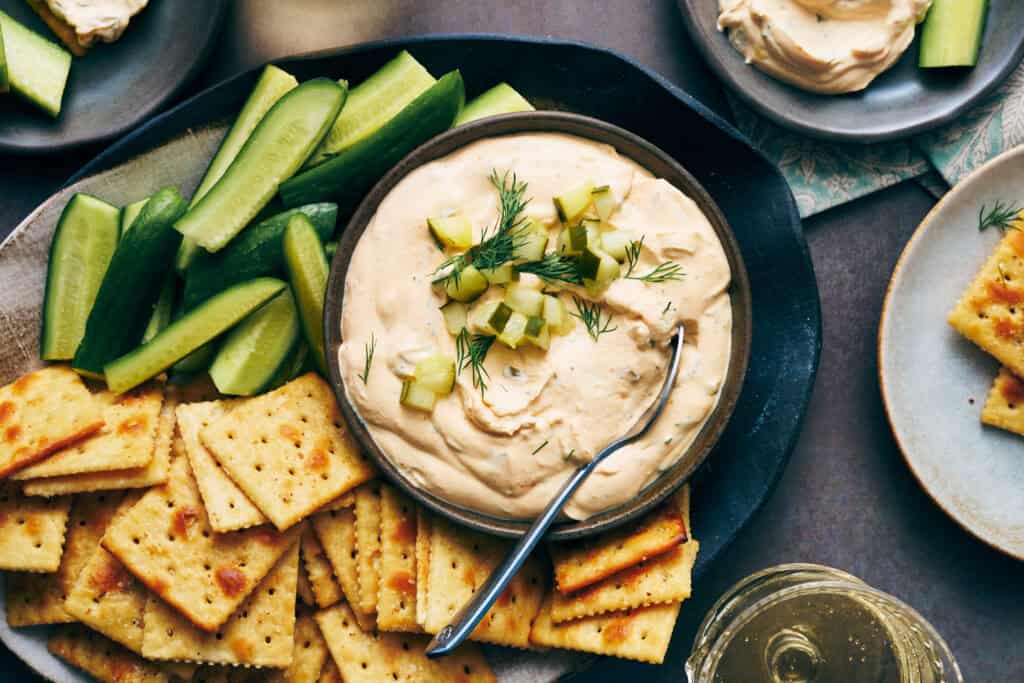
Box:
left=324, top=112, right=752, bottom=540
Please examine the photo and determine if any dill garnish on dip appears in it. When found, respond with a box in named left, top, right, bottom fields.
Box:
left=339, top=132, right=733, bottom=520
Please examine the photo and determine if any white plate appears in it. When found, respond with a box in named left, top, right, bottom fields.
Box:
left=0, top=125, right=589, bottom=683
left=880, top=146, right=1024, bottom=560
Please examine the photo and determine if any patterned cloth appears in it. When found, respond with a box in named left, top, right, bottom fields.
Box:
left=727, top=60, right=1024, bottom=218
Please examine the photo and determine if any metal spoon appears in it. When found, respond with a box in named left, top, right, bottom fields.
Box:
left=425, top=325, right=686, bottom=657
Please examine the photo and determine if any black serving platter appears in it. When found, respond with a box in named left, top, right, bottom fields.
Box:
left=70, top=34, right=821, bottom=581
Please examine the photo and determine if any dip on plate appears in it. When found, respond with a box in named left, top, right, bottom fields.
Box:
left=717, top=0, right=933, bottom=94
left=339, top=132, right=732, bottom=520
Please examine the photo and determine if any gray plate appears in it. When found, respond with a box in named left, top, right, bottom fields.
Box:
left=678, top=0, right=1024, bottom=143
left=880, top=145, right=1024, bottom=560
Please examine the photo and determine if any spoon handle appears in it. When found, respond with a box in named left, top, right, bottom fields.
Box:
left=424, top=458, right=597, bottom=658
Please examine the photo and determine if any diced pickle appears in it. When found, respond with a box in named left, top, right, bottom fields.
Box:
left=512, top=219, right=549, bottom=262
left=488, top=302, right=514, bottom=333
left=414, top=354, right=456, bottom=395
left=582, top=249, right=621, bottom=296
left=525, top=316, right=551, bottom=350
left=498, top=312, right=529, bottom=349
left=480, top=263, right=519, bottom=284
left=543, top=295, right=565, bottom=331
left=440, top=301, right=468, bottom=335
left=400, top=379, right=437, bottom=412
left=428, top=214, right=473, bottom=249
left=504, top=282, right=544, bottom=317
left=444, top=265, right=489, bottom=302
left=591, top=186, right=617, bottom=221
left=601, top=230, right=634, bottom=262
left=470, top=299, right=503, bottom=335
left=554, top=182, right=594, bottom=223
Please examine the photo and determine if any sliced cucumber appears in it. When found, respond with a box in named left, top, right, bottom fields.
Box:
left=104, top=278, right=286, bottom=394
left=73, top=188, right=188, bottom=378
left=454, top=82, right=534, bottom=126
left=172, top=341, right=217, bottom=376
left=428, top=214, right=472, bottom=249
left=182, top=203, right=337, bottom=309
left=120, top=197, right=149, bottom=235
left=0, top=10, right=70, bottom=117
left=440, top=301, right=468, bottom=335
left=209, top=288, right=300, bottom=396
left=142, top=274, right=177, bottom=344
left=280, top=71, right=465, bottom=210
left=267, top=342, right=309, bottom=390
left=40, top=194, right=122, bottom=361
left=306, top=50, right=436, bottom=168
left=174, top=78, right=347, bottom=252
left=554, top=183, right=594, bottom=224
left=175, top=65, right=300, bottom=272
left=919, top=0, right=988, bottom=68
left=444, top=263, right=488, bottom=302
left=400, top=379, right=436, bottom=412
left=0, top=23, right=9, bottom=94
left=283, top=214, right=330, bottom=375
left=414, top=355, right=455, bottom=395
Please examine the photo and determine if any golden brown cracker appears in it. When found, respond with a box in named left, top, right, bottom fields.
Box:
left=352, top=484, right=381, bottom=617
left=0, top=366, right=104, bottom=479
left=141, top=542, right=299, bottom=668
left=6, top=490, right=124, bottom=626
left=13, top=383, right=163, bottom=480
left=264, top=612, right=329, bottom=683
left=0, top=481, right=71, bottom=571
left=422, top=516, right=545, bottom=649
left=297, top=560, right=316, bottom=607
left=49, top=624, right=169, bottom=683
left=315, top=603, right=497, bottom=683
left=21, top=389, right=177, bottom=497
left=200, top=374, right=375, bottom=530
left=177, top=401, right=266, bottom=532
left=377, top=485, right=419, bottom=632
left=318, top=660, right=342, bottom=683
left=102, top=456, right=300, bottom=632
left=529, top=593, right=680, bottom=663
left=300, top=527, right=342, bottom=609
left=982, top=366, right=1024, bottom=436
left=309, top=508, right=373, bottom=631
left=414, top=508, right=433, bottom=629
left=550, top=497, right=687, bottom=593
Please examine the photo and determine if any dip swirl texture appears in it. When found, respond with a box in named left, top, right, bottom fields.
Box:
left=340, top=133, right=732, bottom=520
left=718, top=0, right=933, bottom=94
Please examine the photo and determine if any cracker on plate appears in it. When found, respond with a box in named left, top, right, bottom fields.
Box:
left=352, top=483, right=382, bottom=618
left=176, top=401, right=266, bottom=532
left=0, top=481, right=71, bottom=571
left=263, top=611, right=330, bottom=683
left=949, top=227, right=1024, bottom=378
left=550, top=495, right=687, bottom=593
left=422, top=516, right=546, bottom=649
left=21, top=389, right=177, bottom=497
left=315, top=602, right=497, bottom=683
left=529, top=593, right=681, bottom=664
left=199, top=374, right=375, bottom=530
left=414, top=508, right=433, bottom=629
left=49, top=623, right=169, bottom=683
left=310, top=507, right=374, bottom=631
left=0, top=366, right=104, bottom=479
left=377, top=484, right=420, bottom=633
left=102, top=456, right=301, bottom=632
left=6, top=490, right=125, bottom=626
left=141, top=541, right=299, bottom=668
left=300, top=526, right=342, bottom=609
left=13, top=382, right=163, bottom=480
left=550, top=486, right=697, bottom=622
left=981, top=366, right=1024, bottom=436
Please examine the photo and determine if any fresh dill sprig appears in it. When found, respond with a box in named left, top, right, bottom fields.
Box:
left=515, top=253, right=582, bottom=285
left=623, top=236, right=685, bottom=283
left=455, top=328, right=495, bottom=396
left=531, top=440, right=549, bottom=455
left=979, top=201, right=1023, bottom=232
left=358, top=333, right=376, bottom=384
left=571, top=296, right=617, bottom=341
left=433, top=170, right=530, bottom=287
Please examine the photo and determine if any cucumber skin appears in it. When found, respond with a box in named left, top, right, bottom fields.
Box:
left=182, top=203, right=337, bottom=310
left=142, top=273, right=178, bottom=344
left=40, top=194, right=122, bottom=361
left=173, top=78, right=348, bottom=253
left=104, top=278, right=286, bottom=394
left=454, top=83, right=534, bottom=126
left=919, top=0, right=988, bottom=68
left=280, top=70, right=465, bottom=211
left=0, top=24, right=9, bottom=94
left=283, top=215, right=330, bottom=375
left=72, top=188, right=188, bottom=378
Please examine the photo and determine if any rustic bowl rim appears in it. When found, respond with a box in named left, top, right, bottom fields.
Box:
left=324, top=111, right=752, bottom=540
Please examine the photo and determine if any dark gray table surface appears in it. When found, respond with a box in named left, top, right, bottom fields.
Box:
left=2, top=1, right=1021, bottom=680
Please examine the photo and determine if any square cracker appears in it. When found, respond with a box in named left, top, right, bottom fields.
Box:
left=6, top=490, right=125, bottom=626
left=949, top=227, right=1024, bottom=378
left=199, top=373, right=375, bottom=530
left=530, top=593, right=680, bottom=663
left=422, top=516, right=546, bottom=649
left=13, top=382, right=163, bottom=480
left=982, top=367, right=1024, bottom=436
left=314, top=603, right=497, bottom=683
left=300, top=527, right=342, bottom=609
left=142, top=541, right=299, bottom=668
left=310, top=508, right=374, bottom=631
left=297, top=559, right=316, bottom=607
left=48, top=624, right=169, bottom=683
left=102, top=455, right=301, bottom=632
left=415, top=508, right=433, bottom=628
left=352, top=484, right=381, bottom=617
left=0, top=366, right=104, bottom=478
left=550, top=493, right=688, bottom=593
left=21, top=389, right=178, bottom=497
left=0, top=481, right=71, bottom=571
left=377, top=484, right=420, bottom=632
left=551, top=487, right=697, bottom=622
left=264, top=612, right=330, bottom=683
left=319, top=660, right=342, bottom=683
left=64, top=491, right=151, bottom=652
left=177, top=401, right=266, bottom=532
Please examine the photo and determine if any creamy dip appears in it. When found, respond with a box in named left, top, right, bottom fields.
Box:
left=717, top=0, right=932, bottom=94
left=340, top=133, right=732, bottom=520
left=47, top=0, right=148, bottom=47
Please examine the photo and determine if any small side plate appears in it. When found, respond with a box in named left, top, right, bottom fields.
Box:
left=880, top=145, right=1024, bottom=559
